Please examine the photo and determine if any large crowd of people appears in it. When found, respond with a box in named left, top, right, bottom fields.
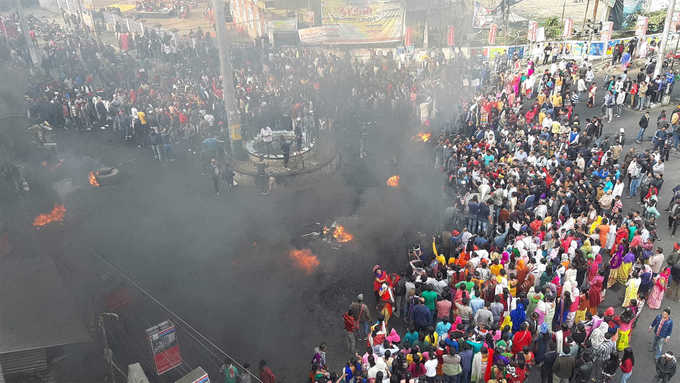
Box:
left=1, top=10, right=457, bottom=171
left=4, top=6, right=680, bottom=383
left=318, top=42, right=680, bottom=383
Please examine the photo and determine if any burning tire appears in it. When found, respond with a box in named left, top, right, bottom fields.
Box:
left=93, top=167, right=120, bottom=186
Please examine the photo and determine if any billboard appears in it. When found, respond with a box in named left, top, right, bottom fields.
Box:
left=317, top=0, right=404, bottom=44
left=146, top=320, right=182, bottom=375
left=473, top=1, right=496, bottom=29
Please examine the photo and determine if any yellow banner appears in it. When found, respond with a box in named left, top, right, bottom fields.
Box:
left=317, top=0, right=403, bottom=44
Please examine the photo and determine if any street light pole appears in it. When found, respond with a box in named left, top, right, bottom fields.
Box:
left=212, top=0, right=237, bottom=156
left=654, top=0, right=677, bottom=78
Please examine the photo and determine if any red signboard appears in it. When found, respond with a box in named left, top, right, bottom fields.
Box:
left=146, top=320, right=182, bottom=375
left=447, top=26, right=455, bottom=47
left=488, top=24, right=497, bottom=45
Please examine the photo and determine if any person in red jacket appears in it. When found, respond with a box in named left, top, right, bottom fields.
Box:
left=259, top=360, right=276, bottom=383
left=343, top=309, right=358, bottom=354
left=620, top=347, right=634, bottom=383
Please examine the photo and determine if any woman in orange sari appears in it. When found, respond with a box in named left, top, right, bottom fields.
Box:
left=516, top=259, right=529, bottom=287
left=598, top=218, right=610, bottom=248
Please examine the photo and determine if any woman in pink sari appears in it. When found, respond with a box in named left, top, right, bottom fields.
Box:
left=648, top=267, right=671, bottom=309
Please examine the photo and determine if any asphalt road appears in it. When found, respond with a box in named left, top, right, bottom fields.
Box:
left=37, top=107, right=442, bottom=381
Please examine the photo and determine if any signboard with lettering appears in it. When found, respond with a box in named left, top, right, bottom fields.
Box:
left=146, top=321, right=182, bottom=375
left=317, top=0, right=404, bottom=44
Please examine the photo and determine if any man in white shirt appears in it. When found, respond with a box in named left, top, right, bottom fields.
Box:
left=260, top=126, right=273, bottom=156
left=367, top=355, right=388, bottom=380
left=424, top=354, right=439, bottom=380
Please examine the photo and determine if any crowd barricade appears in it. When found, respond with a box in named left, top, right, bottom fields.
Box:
left=390, top=32, right=680, bottom=66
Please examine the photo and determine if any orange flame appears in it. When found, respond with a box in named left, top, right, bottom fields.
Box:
left=33, top=204, right=66, bottom=227
left=386, top=175, right=400, bottom=188
left=333, top=225, right=353, bottom=243
left=289, top=248, right=320, bottom=274
left=414, top=132, right=432, bottom=142
left=89, top=171, right=100, bottom=187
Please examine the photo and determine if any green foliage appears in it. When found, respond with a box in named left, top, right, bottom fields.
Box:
left=646, top=10, right=668, bottom=33
left=543, top=16, right=562, bottom=40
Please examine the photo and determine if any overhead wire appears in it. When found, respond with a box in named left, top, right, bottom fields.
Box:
left=93, top=252, right=263, bottom=383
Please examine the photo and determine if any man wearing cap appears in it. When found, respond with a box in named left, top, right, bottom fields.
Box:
left=350, top=294, right=371, bottom=341
left=649, top=307, right=673, bottom=359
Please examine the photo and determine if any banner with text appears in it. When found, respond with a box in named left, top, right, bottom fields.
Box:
left=563, top=18, right=573, bottom=38
left=315, top=0, right=404, bottom=44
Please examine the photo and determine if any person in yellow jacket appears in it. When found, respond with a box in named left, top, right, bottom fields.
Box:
left=551, top=92, right=563, bottom=108
left=137, top=111, right=147, bottom=125
left=537, top=92, right=546, bottom=105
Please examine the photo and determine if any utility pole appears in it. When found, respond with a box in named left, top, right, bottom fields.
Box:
left=15, top=0, right=41, bottom=67
left=504, top=0, right=509, bottom=41
left=583, top=0, right=590, bottom=26
left=212, top=0, right=237, bottom=156
left=87, top=0, right=101, bottom=45
left=654, top=0, right=677, bottom=78
left=423, top=1, right=430, bottom=49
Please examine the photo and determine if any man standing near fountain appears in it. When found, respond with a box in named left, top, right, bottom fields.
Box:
left=280, top=136, right=291, bottom=168
left=260, top=125, right=273, bottom=157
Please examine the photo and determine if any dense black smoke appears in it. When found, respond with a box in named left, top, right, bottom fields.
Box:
left=3, top=21, right=473, bottom=383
